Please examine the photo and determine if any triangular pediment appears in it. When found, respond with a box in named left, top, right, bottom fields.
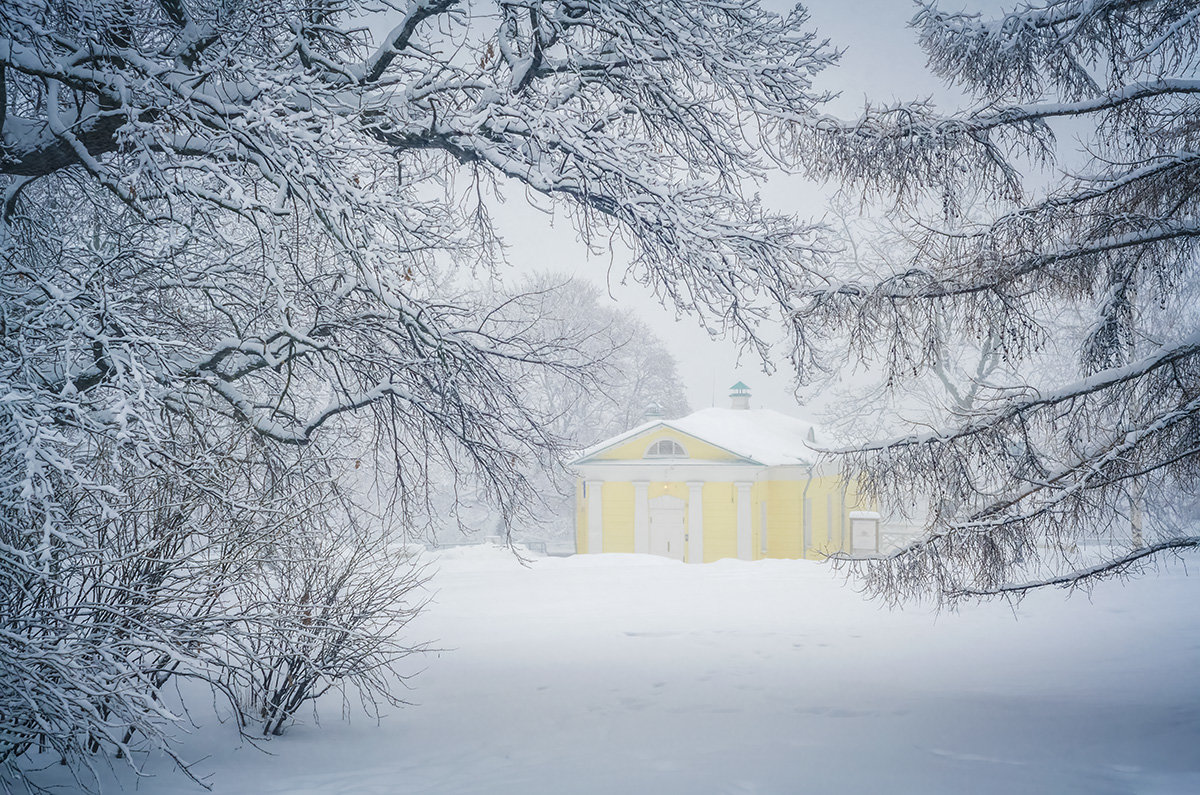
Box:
left=572, top=422, right=761, bottom=466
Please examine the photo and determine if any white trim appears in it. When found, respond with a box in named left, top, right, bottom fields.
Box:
left=586, top=480, right=603, bottom=554
left=687, top=481, right=704, bottom=564
left=572, top=462, right=828, bottom=481
left=765, top=464, right=831, bottom=479
left=735, top=481, right=753, bottom=561
left=573, top=462, right=765, bottom=483
left=633, top=481, right=649, bottom=554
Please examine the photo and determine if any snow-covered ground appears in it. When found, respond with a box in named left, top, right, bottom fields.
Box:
left=31, top=547, right=1200, bottom=794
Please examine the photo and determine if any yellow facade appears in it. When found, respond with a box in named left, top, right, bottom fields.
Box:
left=574, top=417, right=873, bottom=562
left=600, top=481, right=634, bottom=553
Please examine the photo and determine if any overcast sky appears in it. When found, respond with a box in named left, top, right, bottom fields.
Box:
left=492, top=1, right=997, bottom=416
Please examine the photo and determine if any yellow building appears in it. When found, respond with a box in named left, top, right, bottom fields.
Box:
left=572, top=383, right=878, bottom=562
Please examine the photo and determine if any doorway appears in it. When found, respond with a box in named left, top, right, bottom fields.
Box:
left=648, top=495, right=686, bottom=561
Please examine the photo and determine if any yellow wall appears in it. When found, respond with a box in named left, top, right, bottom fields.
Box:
left=575, top=468, right=876, bottom=561
left=758, top=476, right=875, bottom=560
left=764, top=479, right=804, bottom=559
left=601, top=481, right=635, bottom=553
left=702, top=482, right=737, bottom=562
left=649, top=481, right=690, bottom=503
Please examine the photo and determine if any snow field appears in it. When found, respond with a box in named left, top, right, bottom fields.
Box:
left=31, top=546, right=1200, bottom=794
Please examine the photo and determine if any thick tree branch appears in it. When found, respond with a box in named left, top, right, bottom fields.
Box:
left=360, top=0, right=458, bottom=84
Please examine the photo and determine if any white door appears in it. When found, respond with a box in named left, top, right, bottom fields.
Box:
left=648, top=495, right=686, bottom=561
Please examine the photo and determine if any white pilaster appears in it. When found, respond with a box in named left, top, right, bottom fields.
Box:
left=586, top=480, right=604, bottom=554
left=687, top=481, right=704, bottom=564
left=633, top=481, right=649, bottom=554
left=735, top=481, right=753, bottom=561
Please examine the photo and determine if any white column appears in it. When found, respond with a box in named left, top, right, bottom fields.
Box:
left=586, top=480, right=604, bottom=554
left=735, top=481, right=753, bottom=561
left=633, top=481, right=650, bottom=554
left=687, top=481, right=704, bottom=564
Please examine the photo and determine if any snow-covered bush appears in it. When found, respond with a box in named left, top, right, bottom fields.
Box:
left=225, top=474, right=428, bottom=738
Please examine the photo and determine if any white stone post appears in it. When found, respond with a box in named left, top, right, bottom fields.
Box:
left=633, top=481, right=649, bottom=554
left=849, top=510, right=881, bottom=555
left=687, top=481, right=704, bottom=564
left=735, top=481, right=753, bottom=561
left=586, top=480, right=604, bottom=554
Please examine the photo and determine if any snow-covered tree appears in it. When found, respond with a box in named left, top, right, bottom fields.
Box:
left=0, top=0, right=836, bottom=786
left=514, top=274, right=689, bottom=446
left=417, top=274, right=690, bottom=545
left=795, top=0, right=1200, bottom=601
left=481, top=274, right=690, bottom=543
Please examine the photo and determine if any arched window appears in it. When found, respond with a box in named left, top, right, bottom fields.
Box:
left=645, top=439, right=687, bottom=459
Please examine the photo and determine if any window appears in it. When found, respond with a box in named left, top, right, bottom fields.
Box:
left=645, top=439, right=687, bottom=459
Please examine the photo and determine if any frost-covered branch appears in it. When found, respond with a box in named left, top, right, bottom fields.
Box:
left=946, top=536, right=1200, bottom=599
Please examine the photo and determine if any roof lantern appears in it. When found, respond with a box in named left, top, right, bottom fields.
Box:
left=729, top=381, right=751, bottom=410
left=643, top=401, right=665, bottom=422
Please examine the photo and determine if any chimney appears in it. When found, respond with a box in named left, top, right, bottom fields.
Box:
left=729, top=381, right=751, bottom=410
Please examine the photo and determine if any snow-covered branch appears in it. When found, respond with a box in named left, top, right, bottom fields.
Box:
left=945, top=536, right=1200, bottom=599
left=814, top=0, right=1200, bottom=601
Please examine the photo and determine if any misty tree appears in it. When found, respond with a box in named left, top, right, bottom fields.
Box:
left=515, top=274, right=690, bottom=446
left=470, top=274, right=690, bottom=542
left=813, top=193, right=1016, bottom=445
left=407, top=275, right=691, bottom=545
left=0, top=0, right=837, bottom=786
left=795, top=0, right=1200, bottom=601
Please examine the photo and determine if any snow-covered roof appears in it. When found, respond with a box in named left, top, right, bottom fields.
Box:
left=576, top=407, right=821, bottom=467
